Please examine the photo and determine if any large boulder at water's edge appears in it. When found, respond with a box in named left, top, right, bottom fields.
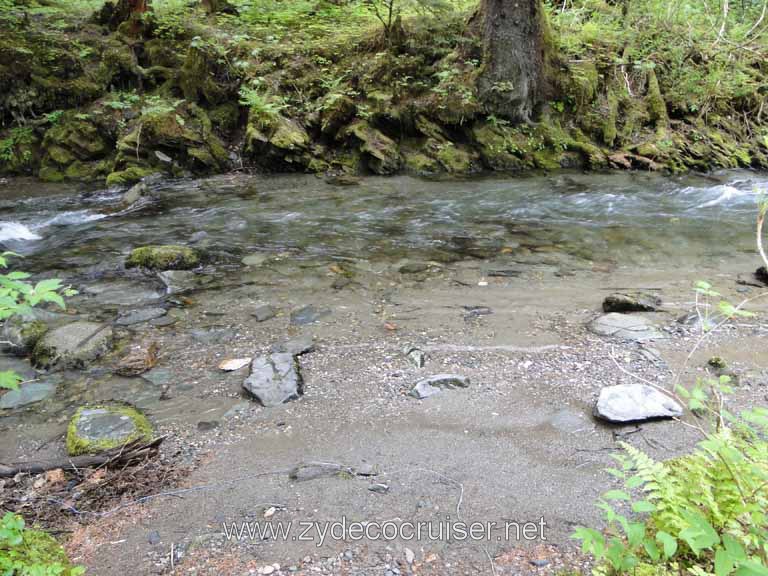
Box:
left=66, top=404, right=153, bottom=455
left=32, top=321, right=113, bottom=369
left=126, top=245, right=200, bottom=270
left=243, top=353, right=303, bottom=407
left=595, top=384, right=683, bottom=423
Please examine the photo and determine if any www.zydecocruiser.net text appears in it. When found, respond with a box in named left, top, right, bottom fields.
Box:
left=222, top=516, right=548, bottom=546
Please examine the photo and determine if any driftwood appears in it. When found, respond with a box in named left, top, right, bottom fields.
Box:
left=0, top=436, right=165, bottom=478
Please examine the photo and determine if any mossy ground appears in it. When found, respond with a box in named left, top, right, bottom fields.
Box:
left=65, top=404, right=154, bottom=456
left=0, top=0, right=766, bottom=181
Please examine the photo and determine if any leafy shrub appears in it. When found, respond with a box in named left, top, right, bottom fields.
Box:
left=0, top=512, right=84, bottom=576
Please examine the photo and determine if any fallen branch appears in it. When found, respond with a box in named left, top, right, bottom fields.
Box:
left=0, top=436, right=165, bottom=478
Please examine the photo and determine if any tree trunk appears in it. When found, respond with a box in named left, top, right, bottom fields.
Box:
left=477, top=0, right=548, bottom=123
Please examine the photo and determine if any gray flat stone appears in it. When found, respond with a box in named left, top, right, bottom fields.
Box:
left=243, top=353, right=303, bottom=407
left=270, top=335, right=315, bottom=356
left=290, top=305, right=331, bottom=326
left=116, top=307, right=167, bottom=326
left=589, top=313, right=663, bottom=341
left=74, top=408, right=136, bottom=442
left=289, top=462, right=345, bottom=481
left=252, top=304, right=277, bottom=322
left=0, top=381, right=56, bottom=409
left=595, top=384, right=683, bottom=423
left=409, top=374, right=470, bottom=399
left=32, top=321, right=113, bottom=369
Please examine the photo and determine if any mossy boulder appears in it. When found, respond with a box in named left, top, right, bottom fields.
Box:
left=472, top=122, right=526, bottom=171
left=244, top=112, right=311, bottom=170
left=320, top=94, right=356, bottom=137
left=111, top=102, right=228, bottom=182
left=126, top=245, right=200, bottom=270
left=345, top=121, right=401, bottom=175
left=434, top=142, right=476, bottom=174
left=66, top=404, right=153, bottom=456
left=39, top=114, right=112, bottom=182
left=106, top=166, right=159, bottom=187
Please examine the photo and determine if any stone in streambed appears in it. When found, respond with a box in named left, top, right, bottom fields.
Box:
left=0, top=381, right=57, bottom=409
left=1, top=316, right=48, bottom=356
left=595, top=384, right=683, bottom=423
left=290, top=305, right=331, bottom=325
left=270, top=335, right=314, bottom=356
left=252, top=304, right=276, bottom=322
left=243, top=353, right=303, bottom=407
left=32, top=321, right=113, bottom=369
left=589, top=313, right=663, bottom=341
left=289, top=462, right=346, bottom=481
left=115, top=307, right=167, bottom=326
left=602, top=292, right=661, bottom=313
left=409, top=374, right=470, bottom=399
left=66, top=404, right=153, bottom=456
left=126, top=245, right=200, bottom=271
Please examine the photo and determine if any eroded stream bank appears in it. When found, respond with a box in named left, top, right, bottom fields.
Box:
left=1, top=170, right=768, bottom=575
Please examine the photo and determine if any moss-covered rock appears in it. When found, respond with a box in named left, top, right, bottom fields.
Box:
left=244, top=112, right=311, bottom=170
left=1, top=317, right=48, bottom=356
left=106, top=166, right=158, bottom=187
left=32, top=321, right=113, bottom=370
left=345, top=121, right=401, bottom=175
left=434, top=142, right=476, bottom=174
left=66, top=404, right=153, bottom=456
left=645, top=68, right=668, bottom=129
left=37, top=114, right=112, bottom=182
left=472, top=122, right=526, bottom=171
left=126, top=245, right=201, bottom=270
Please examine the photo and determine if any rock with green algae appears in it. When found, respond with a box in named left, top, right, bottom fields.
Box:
left=66, top=404, right=153, bottom=456
left=435, top=142, right=476, bottom=174
left=244, top=112, right=311, bottom=169
left=472, top=122, right=526, bottom=171
left=126, top=245, right=200, bottom=270
left=38, top=114, right=112, bottom=182
left=106, top=166, right=158, bottom=187
left=345, top=121, right=400, bottom=175
left=403, top=150, right=440, bottom=174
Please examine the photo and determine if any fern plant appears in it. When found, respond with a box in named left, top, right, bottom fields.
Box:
left=574, top=373, right=768, bottom=576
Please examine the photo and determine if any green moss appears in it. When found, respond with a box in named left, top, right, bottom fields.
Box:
left=646, top=68, right=668, bottom=128
left=472, top=122, right=526, bottom=170
left=19, top=321, right=48, bottom=352
left=403, top=150, right=440, bottom=174
left=435, top=142, right=474, bottom=174
left=569, top=61, right=599, bottom=111
left=603, top=90, right=618, bottom=147
left=208, top=102, right=240, bottom=134
left=346, top=121, right=401, bottom=175
left=106, top=166, right=158, bottom=187
left=66, top=405, right=153, bottom=456
left=38, top=165, right=66, bottom=182
left=126, top=244, right=200, bottom=270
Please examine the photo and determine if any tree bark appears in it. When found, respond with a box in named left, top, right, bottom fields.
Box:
left=477, top=0, right=548, bottom=122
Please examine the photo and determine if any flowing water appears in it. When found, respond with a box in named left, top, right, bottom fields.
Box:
left=1, top=169, right=767, bottom=457
left=1, top=170, right=766, bottom=273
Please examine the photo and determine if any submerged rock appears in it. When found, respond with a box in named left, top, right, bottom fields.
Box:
left=290, top=305, right=331, bottom=325
left=409, top=374, right=470, bottom=399
left=270, top=335, right=315, bottom=356
left=602, top=292, right=661, bottom=313
left=252, top=304, right=277, bottom=322
left=0, top=381, right=57, bottom=410
left=115, top=307, right=167, bottom=326
left=120, top=181, right=149, bottom=207
left=404, top=346, right=426, bottom=368
left=243, top=353, right=303, bottom=407
left=66, top=405, right=153, bottom=455
left=589, top=313, right=663, bottom=341
left=157, top=270, right=209, bottom=294
left=32, top=321, right=113, bottom=369
left=126, top=245, right=200, bottom=271
left=595, top=384, right=683, bottom=423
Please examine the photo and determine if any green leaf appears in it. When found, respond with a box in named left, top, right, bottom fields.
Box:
left=604, top=490, right=631, bottom=501
left=716, top=547, right=735, bottom=576
left=656, top=531, right=678, bottom=559
left=0, top=370, right=21, bottom=391
left=735, top=561, right=768, bottom=576
left=643, top=538, right=660, bottom=562
left=631, top=500, right=656, bottom=513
